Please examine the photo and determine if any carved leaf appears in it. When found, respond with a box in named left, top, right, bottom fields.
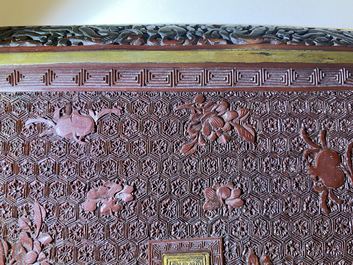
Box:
left=100, top=199, right=113, bottom=215
left=37, top=252, right=47, bottom=262
left=201, top=113, right=213, bottom=123
left=190, top=113, right=202, bottom=123
left=107, top=182, right=123, bottom=197
left=203, top=200, right=221, bottom=211
left=230, top=188, right=241, bottom=198
left=117, top=185, right=134, bottom=202
left=82, top=199, right=98, bottom=212
left=247, top=248, right=260, bottom=265
left=87, top=189, right=99, bottom=200
left=180, top=95, right=256, bottom=155
left=223, top=122, right=232, bottom=132
left=187, top=124, right=201, bottom=136
left=121, top=185, right=134, bottom=194
left=33, top=202, right=44, bottom=237
left=198, top=135, right=206, bottom=146
left=39, top=203, right=46, bottom=222
left=110, top=204, right=123, bottom=213
left=37, top=233, right=52, bottom=245
left=203, top=188, right=221, bottom=211
left=214, top=100, right=229, bottom=112
left=202, top=122, right=212, bottom=137
left=204, top=187, right=217, bottom=199
left=95, top=108, right=122, bottom=120
left=19, top=232, right=33, bottom=252
left=223, top=110, right=238, bottom=122
left=218, top=133, right=231, bottom=144
left=10, top=244, right=23, bottom=264
left=78, top=26, right=101, bottom=38
left=208, top=132, right=218, bottom=142
left=204, top=101, right=216, bottom=112
left=24, top=250, right=38, bottom=264
left=97, top=186, right=109, bottom=197
left=193, top=94, right=205, bottom=104
left=234, top=123, right=256, bottom=143
left=347, top=141, right=353, bottom=182
left=33, top=240, right=41, bottom=253
left=100, top=198, right=121, bottom=215
left=180, top=142, right=197, bottom=155
left=301, top=128, right=320, bottom=149
left=237, top=108, right=249, bottom=120
left=84, top=182, right=134, bottom=215
left=216, top=186, right=231, bottom=199
left=18, top=217, right=31, bottom=231
left=262, top=256, right=272, bottom=265
left=209, top=116, right=224, bottom=129
left=40, top=260, right=50, bottom=265
left=225, top=198, right=244, bottom=209
left=175, top=103, right=193, bottom=110
left=0, top=239, right=9, bottom=265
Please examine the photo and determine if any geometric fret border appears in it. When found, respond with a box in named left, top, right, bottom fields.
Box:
left=1, top=65, right=353, bottom=92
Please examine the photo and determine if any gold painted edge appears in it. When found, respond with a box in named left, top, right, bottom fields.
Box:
left=0, top=48, right=353, bottom=65
left=162, top=252, right=210, bottom=265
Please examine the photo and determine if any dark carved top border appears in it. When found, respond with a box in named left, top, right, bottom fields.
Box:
left=1, top=24, right=353, bottom=48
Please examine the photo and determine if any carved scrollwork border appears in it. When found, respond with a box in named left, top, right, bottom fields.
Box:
left=1, top=25, right=353, bottom=48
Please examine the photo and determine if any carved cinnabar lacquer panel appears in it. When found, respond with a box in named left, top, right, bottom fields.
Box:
left=1, top=25, right=353, bottom=265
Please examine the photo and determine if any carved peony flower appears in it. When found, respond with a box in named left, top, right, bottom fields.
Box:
left=82, top=182, right=134, bottom=215
left=177, top=94, right=255, bottom=155
left=202, top=101, right=235, bottom=143
left=203, top=183, right=244, bottom=211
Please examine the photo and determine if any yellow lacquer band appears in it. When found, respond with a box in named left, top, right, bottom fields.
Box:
left=162, top=252, right=210, bottom=265
left=0, top=48, right=353, bottom=65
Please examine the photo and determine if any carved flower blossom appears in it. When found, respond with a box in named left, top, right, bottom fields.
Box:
left=9, top=202, right=53, bottom=265
left=82, top=182, right=134, bottom=215
left=177, top=94, right=255, bottom=155
left=203, top=183, right=244, bottom=211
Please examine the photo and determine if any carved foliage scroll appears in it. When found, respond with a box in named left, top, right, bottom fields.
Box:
left=1, top=25, right=353, bottom=47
